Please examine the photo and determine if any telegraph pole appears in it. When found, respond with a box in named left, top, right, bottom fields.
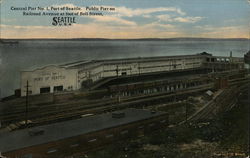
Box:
left=116, top=65, right=119, bottom=77
left=25, top=80, right=30, bottom=128
left=229, top=51, right=232, bottom=72
left=185, top=101, right=188, bottom=124
left=138, top=62, right=141, bottom=75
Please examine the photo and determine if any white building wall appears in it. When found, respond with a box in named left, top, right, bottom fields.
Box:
left=21, top=66, right=78, bottom=96
left=89, top=65, right=104, bottom=82
left=77, top=70, right=88, bottom=85
left=77, top=63, right=104, bottom=87
left=184, top=57, right=203, bottom=69
left=102, top=62, right=140, bottom=77
left=20, top=55, right=208, bottom=95
left=101, top=57, right=204, bottom=79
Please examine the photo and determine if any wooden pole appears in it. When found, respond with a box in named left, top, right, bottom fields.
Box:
left=25, top=80, right=29, bottom=128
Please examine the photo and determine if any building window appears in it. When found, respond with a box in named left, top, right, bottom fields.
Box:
left=149, top=123, right=155, bottom=127
left=120, top=130, right=128, bottom=135
left=160, top=120, right=166, bottom=123
left=40, top=87, right=50, bottom=94
left=105, top=134, right=114, bottom=138
left=47, top=149, right=57, bottom=154
left=88, top=138, right=97, bottom=143
left=70, top=144, right=79, bottom=148
left=54, top=85, right=63, bottom=92
left=138, top=126, right=144, bottom=129
left=21, top=154, right=33, bottom=158
left=121, top=72, right=127, bottom=75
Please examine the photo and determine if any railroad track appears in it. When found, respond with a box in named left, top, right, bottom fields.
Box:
left=31, top=84, right=214, bottom=125
left=0, top=84, right=214, bottom=127
left=1, top=75, right=248, bottom=128
left=180, top=82, right=250, bottom=124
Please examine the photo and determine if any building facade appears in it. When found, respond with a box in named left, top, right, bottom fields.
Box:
left=20, top=53, right=244, bottom=96
left=21, top=66, right=78, bottom=96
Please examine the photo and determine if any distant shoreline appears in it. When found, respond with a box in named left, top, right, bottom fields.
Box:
left=0, top=37, right=249, bottom=42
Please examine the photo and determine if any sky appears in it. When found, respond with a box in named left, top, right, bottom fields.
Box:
left=0, top=0, right=249, bottom=39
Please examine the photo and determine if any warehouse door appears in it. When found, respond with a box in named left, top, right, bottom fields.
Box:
left=40, top=87, right=50, bottom=94
left=54, top=85, right=63, bottom=92
left=121, top=72, right=127, bottom=76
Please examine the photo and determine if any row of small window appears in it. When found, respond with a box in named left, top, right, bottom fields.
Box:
left=103, top=68, right=132, bottom=72
left=46, top=120, right=166, bottom=154
left=139, top=64, right=182, bottom=69
left=39, top=85, right=73, bottom=94
left=79, top=59, right=199, bottom=74
left=206, top=58, right=230, bottom=62
left=138, top=120, right=166, bottom=129
left=103, top=58, right=196, bottom=66
left=185, top=62, right=200, bottom=65
left=45, top=130, right=128, bottom=154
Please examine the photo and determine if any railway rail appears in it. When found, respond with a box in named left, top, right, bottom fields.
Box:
left=179, top=82, right=250, bottom=124
left=0, top=84, right=214, bottom=128
left=0, top=73, right=249, bottom=129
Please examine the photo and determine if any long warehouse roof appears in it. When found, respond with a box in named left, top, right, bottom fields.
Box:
left=0, top=108, right=166, bottom=153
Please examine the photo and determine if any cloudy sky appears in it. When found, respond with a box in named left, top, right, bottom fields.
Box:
left=0, top=0, right=249, bottom=39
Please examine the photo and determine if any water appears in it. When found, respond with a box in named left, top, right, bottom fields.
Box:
left=0, top=40, right=249, bottom=98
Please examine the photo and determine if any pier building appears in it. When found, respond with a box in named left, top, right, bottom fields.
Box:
left=20, top=53, right=244, bottom=96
